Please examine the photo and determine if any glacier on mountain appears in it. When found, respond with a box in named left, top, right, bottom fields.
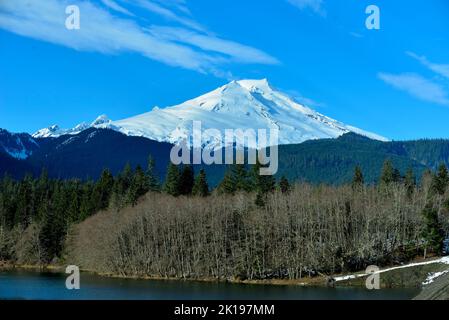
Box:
left=33, top=79, right=388, bottom=148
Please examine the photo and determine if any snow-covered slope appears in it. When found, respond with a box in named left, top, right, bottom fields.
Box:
left=33, top=115, right=120, bottom=138
left=33, top=79, right=388, bottom=148
left=0, top=129, right=39, bottom=159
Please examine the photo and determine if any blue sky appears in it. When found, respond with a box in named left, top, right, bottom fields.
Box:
left=1, top=0, right=449, bottom=140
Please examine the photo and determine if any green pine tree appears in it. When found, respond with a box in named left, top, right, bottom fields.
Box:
left=128, top=165, right=150, bottom=205
left=179, top=165, right=194, bottom=196
left=67, top=182, right=81, bottom=223
left=146, top=156, right=160, bottom=192
left=233, top=164, right=251, bottom=192
left=163, top=163, right=181, bottom=197
left=79, top=180, right=95, bottom=219
left=404, top=167, right=416, bottom=198
left=93, top=168, right=114, bottom=211
left=431, top=163, right=449, bottom=196
left=380, top=159, right=395, bottom=187
left=192, top=169, right=209, bottom=197
left=421, top=203, right=444, bottom=257
left=279, top=176, right=291, bottom=194
left=352, top=165, right=364, bottom=190
left=14, top=174, right=33, bottom=227
left=251, top=160, right=275, bottom=207
left=251, top=160, right=275, bottom=194
left=218, top=168, right=236, bottom=195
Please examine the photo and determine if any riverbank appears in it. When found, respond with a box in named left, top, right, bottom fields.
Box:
left=0, top=260, right=64, bottom=272
left=0, top=260, right=326, bottom=286
left=1, top=269, right=419, bottom=300
left=2, top=256, right=448, bottom=291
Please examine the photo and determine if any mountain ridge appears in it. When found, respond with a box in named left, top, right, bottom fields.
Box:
left=2, top=128, right=449, bottom=186
left=32, top=79, right=388, bottom=148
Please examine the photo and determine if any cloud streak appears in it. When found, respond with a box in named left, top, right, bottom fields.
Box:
left=287, top=0, right=326, bottom=16
left=0, top=0, right=278, bottom=76
left=129, top=0, right=206, bottom=33
left=101, top=0, right=134, bottom=16
left=406, top=51, right=449, bottom=80
left=378, top=72, right=449, bottom=107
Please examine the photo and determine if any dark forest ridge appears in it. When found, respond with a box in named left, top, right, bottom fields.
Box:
left=1, top=128, right=449, bottom=185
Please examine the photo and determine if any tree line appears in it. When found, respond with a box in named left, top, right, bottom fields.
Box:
left=0, top=154, right=288, bottom=263
left=68, top=161, right=449, bottom=281
left=1, top=156, right=448, bottom=271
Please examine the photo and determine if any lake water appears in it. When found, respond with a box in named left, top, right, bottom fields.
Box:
left=0, top=269, right=419, bottom=300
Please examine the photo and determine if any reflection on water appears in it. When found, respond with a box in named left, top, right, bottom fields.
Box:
left=0, top=269, right=419, bottom=300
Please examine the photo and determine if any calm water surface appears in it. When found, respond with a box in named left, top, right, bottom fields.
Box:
left=0, top=270, right=419, bottom=300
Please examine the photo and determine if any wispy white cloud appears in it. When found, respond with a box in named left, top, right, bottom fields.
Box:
left=128, top=0, right=206, bottom=33
left=0, top=0, right=278, bottom=77
left=349, top=32, right=363, bottom=38
left=378, top=72, right=449, bottom=106
left=287, top=0, right=326, bottom=16
left=101, top=0, right=134, bottom=16
left=406, top=51, right=449, bottom=80
left=148, top=26, right=279, bottom=65
left=150, top=0, right=191, bottom=16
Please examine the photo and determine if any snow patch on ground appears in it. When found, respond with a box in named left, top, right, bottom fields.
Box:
left=5, top=148, right=29, bottom=159
left=423, top=270, right=449, bottom=285
left=334, top=257, right=449, bottom=282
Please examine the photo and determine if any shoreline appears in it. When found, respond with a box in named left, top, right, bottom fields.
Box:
left=2, top=256, right=448, bottom=290
left=0, top=261, right=329, bottom=287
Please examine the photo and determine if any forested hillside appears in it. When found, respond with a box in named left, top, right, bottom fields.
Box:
left=277, top=133, right=449, bottom=184
left=2, top=129, right=449, bottom=186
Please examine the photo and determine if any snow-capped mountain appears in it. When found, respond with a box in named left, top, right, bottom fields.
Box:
left=32, top=115, right=120, bottom=138
left=33, top=79, right=387, bottom=148
left=0, top=129, right=39, bottom=159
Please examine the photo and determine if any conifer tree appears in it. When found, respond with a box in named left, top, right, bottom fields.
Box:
left=128, top=165, right=150, bottom=205
left=111, top=163, right=133, bottom=207
left=179, top=165, right=194, bottom=196
left=163, top=163, right=181, bottom=197
left=79, top=180, right=95, bottom=219
left=14, top=174, right=33, bottom=227
left=431, top=163, right=449, bottom=196
left=279, top=176, right=291, bottom=194
left=380, top=159, right=395, bottom=187
left=352, top=165, right=364, bottom=190
left=146, top=156, right=160, bottom=192
left=421, top=202, right=444, bottom=257
left=93, top=168, right=114, bottom=211
left=218, top=168, right=236, bottom=195
left=251, top=160, right=275, bottom=207
left=121, top=163, right=133, bottom=191
left=192, top=169, right=209, bottom=197
left=251, top=161, right=275, bottom=194
left=67, top=182, right=81, bottom=223
left=404, top=168, right=416, bottom=198
left=233, top=164, right=251, bottom=192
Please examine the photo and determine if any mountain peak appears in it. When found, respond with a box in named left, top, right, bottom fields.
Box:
left=33, top=115, right=115, bottom=138
left=91, top=114, right=111, bottom=126
left=32, top=125, right=61, bottom=138
left=33, top=80, right=388, bottom=146
left=236, top=78, right=271, bottom=92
